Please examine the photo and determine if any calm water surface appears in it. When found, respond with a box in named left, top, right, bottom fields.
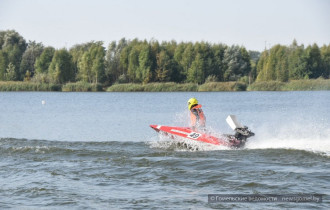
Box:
left=0, top=91, right=329, bottom=209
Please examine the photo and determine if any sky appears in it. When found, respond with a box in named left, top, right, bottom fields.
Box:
left=0, top=0, right=329, bottom=52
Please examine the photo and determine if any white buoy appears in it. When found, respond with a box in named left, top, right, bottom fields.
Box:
left=42, top=100, right=46, bottom=105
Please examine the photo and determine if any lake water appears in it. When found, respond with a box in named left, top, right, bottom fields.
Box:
left=0, top=91, right=329, bottom=209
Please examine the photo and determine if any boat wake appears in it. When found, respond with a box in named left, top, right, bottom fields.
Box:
left=245, top=122, right=330, bottom=157
left=149, top=122, right=330, bottom=157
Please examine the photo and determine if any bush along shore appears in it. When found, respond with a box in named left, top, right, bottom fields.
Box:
left=0, top=79, right=329, bottom=92
left=247, top=79, right=330, bottom=91
left=0, top=81, right=61, bottom=91
left=107, top=82, right=248, bottom=92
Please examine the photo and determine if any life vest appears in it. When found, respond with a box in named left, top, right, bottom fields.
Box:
left=190, top=104, right=206, bottom=128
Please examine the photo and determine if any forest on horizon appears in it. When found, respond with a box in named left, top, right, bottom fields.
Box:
left=0, top=30, right=329, bottom=86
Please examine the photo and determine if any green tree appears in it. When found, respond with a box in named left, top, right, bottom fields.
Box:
left=256, top=50, right=269, bottom=81
left=320, top=44, right=330, bottom=79
left=119, top=45, right=131, bottom=78
left=0, top=50, right=8, bottom=80
left=48, top=48, right=74, bottom=83
left=157, top=41, right=180, bottom=83
left=211, top=44, right=227, bottom=81
left=187, top=53, right=205, bottom=83
left=24, top=70, right=31, bottom=81
left=137, top=44, right=152, bottom=83
left=19, top=41, right=44, bottom=79
left=161, top=40, right=177, bottom=57
left=91, top=45, right=105, bottom=83
left=264, top=46, right=278, bottom=81
left=223, top=45, right=251, bottom=81
left=306, top=43, right=322, bottom=79
left=181, top=43, right=195, bottom=81
left=194, top=42, right=215, bottom=81
left=0, top=30, right=27, bottom=80
left=249, top=51, right=261, bottom=63
left=274, top=46, right=289, bottom=82
left=4, top=62, right=16, bottom=81
left=155, top=50, right=172, bottom=81
left=77, top=42, right=105, bottom=83
left=69, top=42, right=94, bottom=79
left=241, top=47, right=252, bottom=79
left=287, top=42, right=308, bottom=80
left=248, top=50, right=260, bottom=82
left=149, top=39, right=159, bottom=78
left=35, top=47, right=55, bottom=74
left=173, top=42, right=195, bottom=81
left=256, top=45, right=288, bottom=81
left=127, top=45, right=140, bottom=82
left=105, top=38, right=127, bottom=84
left=173, top=43, right=185, bottom=82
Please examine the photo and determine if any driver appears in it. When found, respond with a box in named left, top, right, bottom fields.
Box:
left=187, top=97, right=206, bottom=131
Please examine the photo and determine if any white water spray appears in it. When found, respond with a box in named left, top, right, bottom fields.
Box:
left=148, top=134, right=230, bottom=152
left=246, top=121, right=330, bottom=156
left=150, top=109, right=330, bottom=156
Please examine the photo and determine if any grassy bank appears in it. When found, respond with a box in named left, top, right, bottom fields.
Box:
left=106, top=82, right=245, bottom=92
left=108, top=80, right=329, bottom=92
left=0, top=79, right=329, bottom=92
left=198, top=82, right=247, bottom=91
left=0, top=81, right=61, bottom=91
left=106, top=82, right=199, bottom=92
left=247, top=79, right=330, bottom=91
left=62, top=82, right=103, bottom=92
left=106, top=82, right=247, bottom=92
left=0, top=81, right=102, bottom=92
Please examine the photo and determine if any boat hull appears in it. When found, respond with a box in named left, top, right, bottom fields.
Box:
left=150, top=125, right=244, bottom=148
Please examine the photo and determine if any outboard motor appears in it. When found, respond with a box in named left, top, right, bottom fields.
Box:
left=226, top=115, right=255, bottom=147
left=234, top=126, right=255, bottom=141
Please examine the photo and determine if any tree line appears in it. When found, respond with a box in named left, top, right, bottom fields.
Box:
left=0, top=30, right=329, bottom=85
left=257, top=40, right=330, bottom=82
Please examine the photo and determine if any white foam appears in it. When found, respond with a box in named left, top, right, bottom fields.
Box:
left=151, top=110, right=330, bottom=157
left=148, top=134, right=230, bottom=152
left=245, top=122, right=330, bottom=157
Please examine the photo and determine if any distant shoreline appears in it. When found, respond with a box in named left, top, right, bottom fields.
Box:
left=0, top=79, right=329, bottom=92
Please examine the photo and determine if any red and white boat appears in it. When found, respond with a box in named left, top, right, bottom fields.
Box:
left=150, top=115, right=254, bottom=149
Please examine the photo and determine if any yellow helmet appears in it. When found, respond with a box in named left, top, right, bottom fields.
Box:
left=187, top=98, right=198, bottom=110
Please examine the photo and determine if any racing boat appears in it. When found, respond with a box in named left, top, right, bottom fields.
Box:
left=150, top=115, right=254, bottom=149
